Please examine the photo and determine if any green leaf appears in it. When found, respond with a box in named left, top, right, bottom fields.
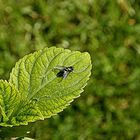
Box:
left=9, top=47, right=92, bottom=125
left=15, top=137, right=34, bottom=140
left=0, top=80, right=43, bottom=126
left=22, top=138, right=34, bottom=140
left=0, top=80, right=21, bottom=126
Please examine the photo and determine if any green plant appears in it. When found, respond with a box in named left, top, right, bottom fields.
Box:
left=0, top=47, right=91, bottom=127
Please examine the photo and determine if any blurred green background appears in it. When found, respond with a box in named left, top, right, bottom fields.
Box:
left=0, top=0, right=140, bottom=139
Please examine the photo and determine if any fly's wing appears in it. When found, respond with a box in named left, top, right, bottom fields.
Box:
left=63, top=70, right=69, bottom=79
left=54, top=66, right=65, bottom=70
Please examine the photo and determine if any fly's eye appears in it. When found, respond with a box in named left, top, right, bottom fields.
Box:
left=68, top=66, right=73, bottom=72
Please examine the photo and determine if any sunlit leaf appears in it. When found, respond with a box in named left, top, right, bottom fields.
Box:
left=9, top=47, right=92, bottom=125
left=0, top=80, right=21, bottom=126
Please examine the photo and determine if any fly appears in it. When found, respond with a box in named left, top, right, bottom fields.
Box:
left=54, top=66, right=74, bottom=79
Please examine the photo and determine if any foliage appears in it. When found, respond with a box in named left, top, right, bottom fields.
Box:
left=0, top=47, right=91, bottom=127
left=0, top=80, right=21, bottom=126
left=0, top=0, right=140, bottom=139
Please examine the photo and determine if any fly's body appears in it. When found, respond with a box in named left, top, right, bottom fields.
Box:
left=54, top=66, right=73, bottom=79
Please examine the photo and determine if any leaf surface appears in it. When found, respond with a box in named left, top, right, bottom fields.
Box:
left=9, top=47, right=92, bottom=125
left=0, top=80, right=21, bottom=126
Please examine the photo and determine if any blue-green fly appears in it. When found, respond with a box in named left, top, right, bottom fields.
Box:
left=54, top=66, right=74, bottom=79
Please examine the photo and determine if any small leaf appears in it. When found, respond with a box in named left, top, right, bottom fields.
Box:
left=22, top=138, right=34, bottom=140
left=0, top=82, right=44, bottom=127
left=9, top=47, right=92, bottom=125
left=0, top=80, right=21, bottom=126
left=15, top=137, right=34, bottom=140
